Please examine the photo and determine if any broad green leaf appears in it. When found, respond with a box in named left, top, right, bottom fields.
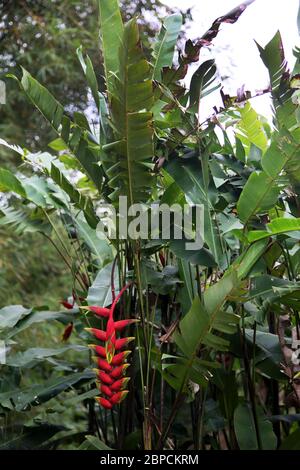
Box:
left=152, top=14, right=182, bottom=80
left=280, top=428, right=300, bottom=450
left=236, top=102, right=268, bottom=154
left=73, top=214, right=113, bottom=266
left=173, top=272, right=239, bottom=389
left=0, top=370, right=94, bottom=411
left=98, top=0, right=123, bottom=96
left=237, top=171, right=281, bottom=223
left=51, top=163, right=98, bottom=228
left=6, top=345, right=88, bottom=368
left=170, top=239, right=217, bottom=267
left=4, top=309, right=76, bottom=340
left=248, top=217, right=300, bottom=243
left=0, top=168, right=26, bottom=197
left=262, top=130, right=300, bottom=184
left=234, top=403, right=277, bottom=450
left=102, top=19, right=154, bottom=204
left=87, top=261, right=119, bottom=306
left=16, top=69, right=103, bottom=190
left=0, top=305, right=32, bottom=330
left=189, top=60, right=217, bottom=112
left=245, top=329, right=283, bottom=366
left=228, top=239, right=268, bottom=280
left=165, top=157, right=222, bottom=264
left=0, top=424, right=65, bottom=450
left=256, top=32, right=289, bottom=107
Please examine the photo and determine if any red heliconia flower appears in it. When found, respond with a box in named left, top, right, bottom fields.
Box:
left=84, top=283, right=138, bottom=409
left=110, top=391, right=129, bottom=405
left=110, top=377, right=130, bottom=392
left=110, top=363, right=130, bottom=379
left=88, top=306, right=111, bottom=318
left=93, top=357, right=113, bottom=372
left=100, top=384, right=113, bottom=397
left=85, top=328, right=106, bottom=341
left=96, top=397, right=112, bottom=409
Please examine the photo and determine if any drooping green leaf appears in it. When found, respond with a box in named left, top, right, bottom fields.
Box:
left=237, top=171, right=281, bottom=223
left=6, top=345, right=88, bottom=368
left=0, top=370, right=94, bottom=411
left=15, top=69, right=103, bottom=190
left=0, top=305, right=32, bottom=330
left=0, top=168, right=26, bottom=197
left=50, top=163, right=98, bottom=228
left=4, top=309, right=77, bottom=340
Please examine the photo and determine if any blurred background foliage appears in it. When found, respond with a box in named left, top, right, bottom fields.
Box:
left=0, top=0, right=184, bottom=309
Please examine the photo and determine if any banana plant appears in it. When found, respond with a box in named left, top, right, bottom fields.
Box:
left=1, top=0, right=300, bottom=452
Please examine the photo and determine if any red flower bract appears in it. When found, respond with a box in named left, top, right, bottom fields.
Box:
left=85, top=283, right=137, bottom=408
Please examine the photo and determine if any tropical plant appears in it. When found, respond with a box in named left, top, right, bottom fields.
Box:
left=1, top=0, right=300, bottom=451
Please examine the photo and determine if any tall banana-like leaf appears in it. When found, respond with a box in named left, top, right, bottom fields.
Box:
left=101, top=19, right=154, bottom=204
left=152, top=14, right=182, bottom=80
left=13, top=69, right=103, bottom=191
left=98, top=0, right=124, bottom=96
left=238, top=33, right=300, bottom=223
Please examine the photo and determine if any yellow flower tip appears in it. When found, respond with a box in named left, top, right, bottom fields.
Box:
left=84, top=327, right=93, bottom=332
left=119, top=390, right=129, bottom=402
left=122, top=377, right=130, bottom=389
left=88, top=344, right=96, bottom=350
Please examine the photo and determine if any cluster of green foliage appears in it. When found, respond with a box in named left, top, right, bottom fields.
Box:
left=0, top=0, right=175, bottom=159
left=1, top=0, right=300, bottom=451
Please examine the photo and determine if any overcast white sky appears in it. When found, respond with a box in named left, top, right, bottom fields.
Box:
left=161, top=0, right=299, bottom=118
